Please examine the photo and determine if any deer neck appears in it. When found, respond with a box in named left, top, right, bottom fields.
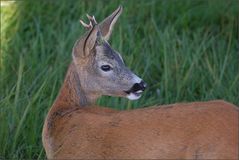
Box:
left=51, top=62, right=99, bottom=111
left=43, top=62, right=99, bottom=141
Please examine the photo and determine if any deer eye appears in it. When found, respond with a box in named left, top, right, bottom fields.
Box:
left=101, top=65, right=112, bottom=72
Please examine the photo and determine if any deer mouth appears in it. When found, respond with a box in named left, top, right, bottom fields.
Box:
left=124, top=81, right=146, bottom=100
left=125, top=90, right=143, bottom=100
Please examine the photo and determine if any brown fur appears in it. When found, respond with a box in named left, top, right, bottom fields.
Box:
left=42, top=63, right=238, bottom=159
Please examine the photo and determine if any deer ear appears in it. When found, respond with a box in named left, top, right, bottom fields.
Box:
left=73, top=26, right=99, bottom=59
left=99, top=5, right=122, bottom=41
left=84, top=26, right=99, bottom=57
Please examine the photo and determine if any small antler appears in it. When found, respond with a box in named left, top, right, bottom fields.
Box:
left=80, top=14, right=97, bottom=30
left=86, top=14, right=97, bottom=25
left=79, top=19, right=92, bottom=30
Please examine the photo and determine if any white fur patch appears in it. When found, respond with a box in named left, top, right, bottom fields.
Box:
left=126, top=92, right=142, bottom=100
left=136, top=90, right=143, bottom=94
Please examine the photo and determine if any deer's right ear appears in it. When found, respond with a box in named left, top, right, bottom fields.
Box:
left=73, top=26, right=99, bottom=60
left=99, top=5, right=123, bottom=41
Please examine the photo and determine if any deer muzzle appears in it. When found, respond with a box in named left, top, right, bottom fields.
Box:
left=125, top=80, right=147, bottom=100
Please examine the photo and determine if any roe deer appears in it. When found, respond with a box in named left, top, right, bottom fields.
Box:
left=42, top=6, right=238, bottom=159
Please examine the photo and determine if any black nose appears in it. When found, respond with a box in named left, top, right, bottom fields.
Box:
left=139, top=81, right=147, bottom=91
left=131, top=80, right=147, bottom=92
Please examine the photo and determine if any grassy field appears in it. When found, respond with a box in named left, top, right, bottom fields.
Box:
left=0, top=0, right=238, bottom=159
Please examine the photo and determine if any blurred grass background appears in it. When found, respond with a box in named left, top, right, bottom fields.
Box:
left=0, top=0, right=238, bottom=159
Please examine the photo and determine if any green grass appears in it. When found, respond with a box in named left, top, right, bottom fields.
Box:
left=0, top=0, right=238, bottom=159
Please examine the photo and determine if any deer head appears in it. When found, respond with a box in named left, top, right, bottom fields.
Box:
left=72, top=6, right=146, bottom=102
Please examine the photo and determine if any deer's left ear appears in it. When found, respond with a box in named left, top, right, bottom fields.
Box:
left=99, top=5, right=123, bottom=41
left=73, top=26, right=99, bottom=59
left=84, top=26, right=99, bottom=57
